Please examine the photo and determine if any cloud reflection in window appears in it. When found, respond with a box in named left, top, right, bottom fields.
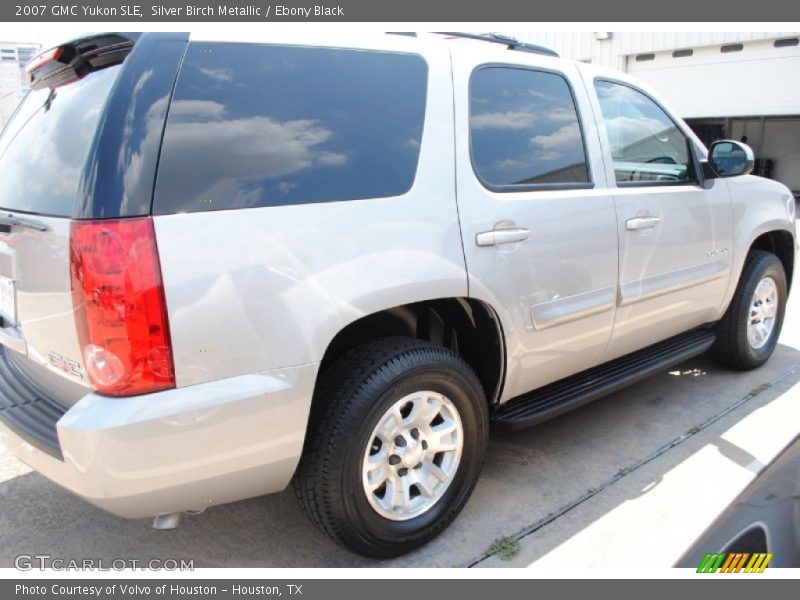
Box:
left=154, top=43, right=428, bottom=214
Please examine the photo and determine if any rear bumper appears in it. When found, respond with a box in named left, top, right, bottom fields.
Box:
left=0, top=361, right=318, bottom=518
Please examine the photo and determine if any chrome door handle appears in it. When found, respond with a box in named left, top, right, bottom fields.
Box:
left=475, top=227, right=530, bottom=247
left=625, top=216, right=661, bottom=231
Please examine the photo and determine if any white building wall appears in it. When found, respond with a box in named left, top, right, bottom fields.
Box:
left=0, top=42, right=39, bottom=130
left=513, top=31, right=800, bottom=70
left=626, top=37, right=800, bottom=118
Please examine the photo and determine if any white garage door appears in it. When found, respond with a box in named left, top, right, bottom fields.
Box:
left=627, top=37, right=800, bottom=118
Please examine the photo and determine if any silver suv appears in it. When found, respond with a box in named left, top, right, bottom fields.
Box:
left=0, top=32, right=795, bottom=558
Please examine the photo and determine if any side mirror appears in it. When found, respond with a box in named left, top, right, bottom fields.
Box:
left=706, top=140, right=755, bottom=178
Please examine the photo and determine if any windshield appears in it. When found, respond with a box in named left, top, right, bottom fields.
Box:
left=0, top=65, right=121, bottom=217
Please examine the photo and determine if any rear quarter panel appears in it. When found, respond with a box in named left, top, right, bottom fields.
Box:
left=153, top=38, right=465, bottom=387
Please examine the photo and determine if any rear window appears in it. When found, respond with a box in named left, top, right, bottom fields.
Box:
left=0, top=66, right=121, bottom=217
left=154, top=43, right=428, bottom=214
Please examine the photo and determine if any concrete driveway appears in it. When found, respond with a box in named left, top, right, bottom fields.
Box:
left=2, top=260, right=799, bottom=569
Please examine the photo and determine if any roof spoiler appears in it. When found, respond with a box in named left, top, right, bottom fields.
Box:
left=24, top=33, right=139, bottom=90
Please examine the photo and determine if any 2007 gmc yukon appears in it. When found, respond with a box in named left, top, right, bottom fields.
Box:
left=0, top=32, right=795, bottom=557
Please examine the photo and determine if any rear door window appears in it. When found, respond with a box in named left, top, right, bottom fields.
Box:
left=0, top=66, right=121, bottom=217
left=469, top=66, right=590, bottom=189
left=154, top=43, right=428, bottom=214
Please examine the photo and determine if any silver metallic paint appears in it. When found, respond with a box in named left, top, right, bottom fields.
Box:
left=0, top=361, right=318, bottom=518
left=0, top=34, right=794, bottom=520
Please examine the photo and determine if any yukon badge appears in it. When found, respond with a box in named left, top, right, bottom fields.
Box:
left=707, top=247, right=731, bottom=258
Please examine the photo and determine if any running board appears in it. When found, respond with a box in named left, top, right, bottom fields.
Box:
left=492, top=330, right=716, bottom=431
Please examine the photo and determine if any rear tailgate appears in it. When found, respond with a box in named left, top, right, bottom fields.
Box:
left=0, top=216, right=90, bottom=406
left=0, top=33, right=187, bottom=416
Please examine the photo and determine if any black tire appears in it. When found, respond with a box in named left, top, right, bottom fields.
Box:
left=711, top=250, right=787, bottom=370
left=293, top=337, right=488, bottom=558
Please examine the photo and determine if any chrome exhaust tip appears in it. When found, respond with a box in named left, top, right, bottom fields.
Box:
left=152, top=513, right=182, bottom=530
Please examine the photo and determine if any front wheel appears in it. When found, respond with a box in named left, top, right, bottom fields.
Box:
left=293, top=338, right=488, bottom=558
left=711, top=250, right=787, bottom=370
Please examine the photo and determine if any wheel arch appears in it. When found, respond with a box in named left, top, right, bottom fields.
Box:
left=749, top=229, right=795, bottom=292
left=317, top=298, right=506, bottom=407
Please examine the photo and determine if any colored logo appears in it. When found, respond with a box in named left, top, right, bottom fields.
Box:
left=696, top=552, right=773, bottom=573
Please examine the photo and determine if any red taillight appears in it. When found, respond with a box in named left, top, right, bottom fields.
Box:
left=69, top=217, right=175, bottom=396
left=25, top=47, right=63, bottom=75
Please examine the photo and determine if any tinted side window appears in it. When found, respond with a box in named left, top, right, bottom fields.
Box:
left=594, top=80, right=693, bottom=184
left=469, top=67, right=590, bottom=189
left=154, top=43, right=428, bottom=214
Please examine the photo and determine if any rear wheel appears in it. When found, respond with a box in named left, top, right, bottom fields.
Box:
left=293, top=338, right=488, bottom=557
left=712, top=250, right=787, bottom=370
